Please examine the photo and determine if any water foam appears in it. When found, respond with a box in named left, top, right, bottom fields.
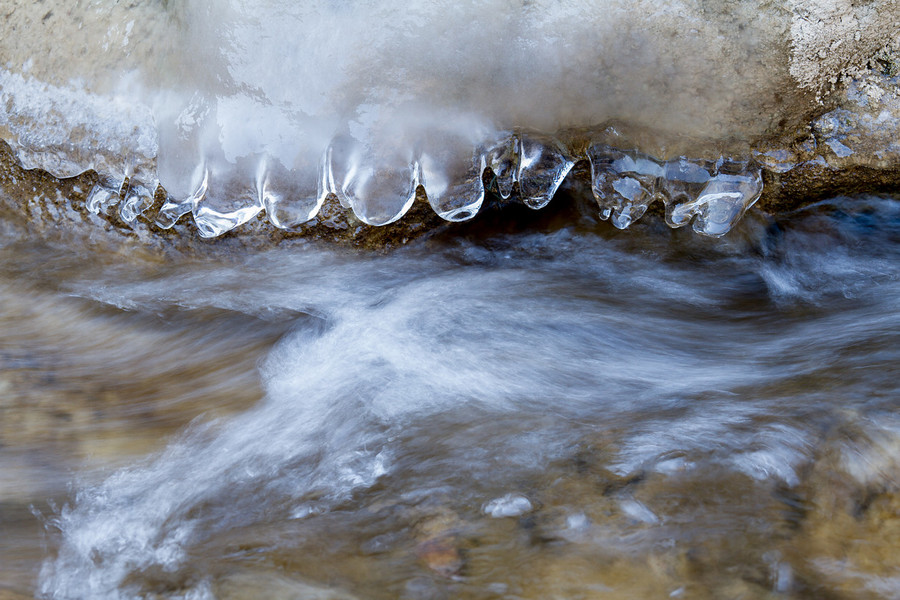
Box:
left=33, top=197, right=900, bottom=597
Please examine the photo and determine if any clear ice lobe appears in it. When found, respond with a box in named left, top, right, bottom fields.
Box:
left=487, top=134, right=519, bottom=199
left=328, top=135, right=419, bottom=226
left=420, top=132, right=486, bottom=222
left=118, top=182, right=154, bottom=224
left=588, top=146, right=664, bottom=229
left=189, top=161, right=264, bottom=238
left=660, top=159, right=763, bottom=236
left=85, top=184, right=121, bottom=215
left=587, top=143, right=761, bottom=236
left=155, top=194, right=193, bottom=229
left=516, top=136, right=574, bottom=209
left=659, top=159, right=714, bottom=228
left=685, top=162, right=763, bottom=237
left=257, top=156, right=327, bottom=229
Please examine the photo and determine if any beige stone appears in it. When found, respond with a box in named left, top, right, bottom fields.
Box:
left=784, top=420, right=900, bottom=598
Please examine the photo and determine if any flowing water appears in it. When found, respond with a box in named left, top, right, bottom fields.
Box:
left=2, top=1, right=900, bottom=598
left=1, top=193, right=899, bottom=599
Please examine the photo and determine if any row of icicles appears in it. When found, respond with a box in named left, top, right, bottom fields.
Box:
left=84, top=132, right=763, bottom=238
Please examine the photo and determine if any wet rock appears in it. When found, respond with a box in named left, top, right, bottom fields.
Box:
left=0, top=274, right=289, bottom=500
left=466, top=433, right=805, bottom=598
left=414, top=537, right=465, bottom=580
left=755, top=68, right=900, bottom=213
left=412, top=508, right=467, bottom=578
left=510, top=552, right=698, bottom=600
left=1, top=2, right=899, bottom=243
left=482, top=494, right=533, bottom=518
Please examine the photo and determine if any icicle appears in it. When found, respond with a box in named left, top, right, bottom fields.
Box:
left=486, top=133, right=519, bottom=199
left=328, top=134, right=419, bottom=226
left=680, top=160, right=763, bottom=237
left=516, top=136, right=574, bottom=210
left=588, top=146, right=663, bottom=229
left=257, top=154, right=328, bottom=230
left=420, top=133, right=486, bottom=222
left=118, top=181, right=154, bottom=224
left=190, top=160, right=263, bottom=238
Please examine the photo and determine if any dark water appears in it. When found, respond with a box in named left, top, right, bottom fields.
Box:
left=1, top=196, right=899, bottom=599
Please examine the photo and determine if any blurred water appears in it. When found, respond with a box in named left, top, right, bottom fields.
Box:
left=0, top=195, right=898, bottom=598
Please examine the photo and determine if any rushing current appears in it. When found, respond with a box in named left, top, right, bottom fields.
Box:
left=1, top=194, right=899, bottom=599
left=2, top=0, right=900, bottom=599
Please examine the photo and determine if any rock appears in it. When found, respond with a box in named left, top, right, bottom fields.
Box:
left=2, top=61, right=900, bottom=250
left=414, top=537, right=465, bottom=580
left=0, top=1, right=899, bottom=245
left=412, top=508, right=467, bottom=578
left=0, top=274, right=288, bottom=491
left=467, top=433, right=805, bottom=598
left=508, top=552, right=697, bottom=600
left=482, top=494, right=533, bottom=518
left=788, top=0, right=899, bottom=99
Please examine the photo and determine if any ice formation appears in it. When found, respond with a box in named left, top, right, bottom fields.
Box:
left=0, top=0, right=896, bottom=237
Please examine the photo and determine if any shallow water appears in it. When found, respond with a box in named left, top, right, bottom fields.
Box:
left=0, top=195, right=898, bottom=599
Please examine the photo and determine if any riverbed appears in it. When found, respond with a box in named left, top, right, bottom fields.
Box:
left=1, top=193, right=898, bottom=599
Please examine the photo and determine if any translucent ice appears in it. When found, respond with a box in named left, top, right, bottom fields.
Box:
left=420, top=126, right=489, bottom=221
left=257, top=156, right=328, bottom=230
left=118, top=182, right=154, bottom=224
left=587, top=143, right=763, bottom=236
left=328, top=134, right=419, bottom=227
left=85, top=184, right=121, bottom=215
left=189, top=159, right=264, bottom=238
left=665, top=160, right=763, bottom=237
left=657, top=158, right=714, bottom=230
left=516, top=136, right=575, bottom=210
left=487, top=134, right=520, bottom=199
left=588, top=146, right=664, bottom=229
left=3, top=0, right=891, bottom=236
left=0, top=69, right=156, bottom=181
left=155, top=193, right=193, bottom=230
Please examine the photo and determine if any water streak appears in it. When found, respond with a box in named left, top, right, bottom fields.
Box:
left=17, top=196, right=897, bottom=599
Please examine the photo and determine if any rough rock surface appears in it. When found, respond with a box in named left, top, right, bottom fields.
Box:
left=0, top=2, right=898, bottom=248
left=789, top=0, right=900, bottom=97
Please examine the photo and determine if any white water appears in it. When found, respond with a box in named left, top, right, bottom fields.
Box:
left=7, top=196, right=893, bottom=599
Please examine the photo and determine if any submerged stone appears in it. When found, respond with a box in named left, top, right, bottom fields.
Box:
left=784, top=419, right=900, bottom=598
